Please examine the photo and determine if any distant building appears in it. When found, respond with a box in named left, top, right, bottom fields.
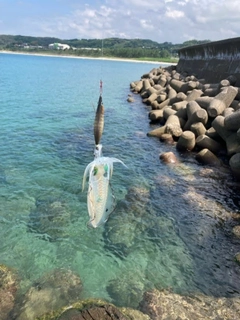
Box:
left=48, top=43, right=70, bottom=50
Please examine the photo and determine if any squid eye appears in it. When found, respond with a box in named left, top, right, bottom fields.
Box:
left=103, top=165, right=108, bottom=177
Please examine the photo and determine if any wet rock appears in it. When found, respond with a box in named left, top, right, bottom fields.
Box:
left=14, top=268, right=82, bottom=320
left=232, top=225, right=240, bottom=238
left=159, top=133, right=175, bottom=144
left=160, top=151, right=178, bottom=164
left=234, top=252, right=240, bottom=265
left=106, top=271, right=145, bottom=309
left=120, top=307, right=151, bottom=320
left=0, top=264, right=19, bottom=320
left=36, top=298, right=150, bottom=320
left=139, top=289, right=240, bottom=320
left=127, top=96, right=134, bottom=103
left=59, top=304, right=128, bottom=320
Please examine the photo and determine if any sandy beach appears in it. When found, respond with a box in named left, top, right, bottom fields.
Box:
left=0, top=50, right=177, bottom=65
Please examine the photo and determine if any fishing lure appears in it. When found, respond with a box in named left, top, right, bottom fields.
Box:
left=82, top=144, right=127, bottom=228
left=94, top=95, right=104, bottom=145
left=82, top=87, right=126, bottom=228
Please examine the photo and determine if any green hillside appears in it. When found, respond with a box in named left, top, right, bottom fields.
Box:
left=0, top=34, right=211, bottom=62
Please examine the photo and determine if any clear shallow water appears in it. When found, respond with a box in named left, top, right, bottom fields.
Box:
left=1, top=53, right=240, bottom=310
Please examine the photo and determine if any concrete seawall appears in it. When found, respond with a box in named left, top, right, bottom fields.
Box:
left=177, top=37, right=240, bottom=86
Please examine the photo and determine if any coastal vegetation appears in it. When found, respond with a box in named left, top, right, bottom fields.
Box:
left=0, top=34, right=210, bottom=62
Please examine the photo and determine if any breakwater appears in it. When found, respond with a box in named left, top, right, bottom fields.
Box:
left=130, top=59, right=240, bottom=181
left=177, top=37, right=240, bottom=86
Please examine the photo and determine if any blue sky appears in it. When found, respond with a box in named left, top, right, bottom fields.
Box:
left=0, top=0, right=239, bottom=44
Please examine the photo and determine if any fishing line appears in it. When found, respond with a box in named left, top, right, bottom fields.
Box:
left=99, top=32, right=104, bottom=97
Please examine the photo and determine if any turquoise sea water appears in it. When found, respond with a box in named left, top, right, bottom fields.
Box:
left=1, top=53, right=240, bottom=311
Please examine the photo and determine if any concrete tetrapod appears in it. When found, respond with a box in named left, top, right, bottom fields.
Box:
left=183, top=101, right=208, bottom=131
left=196, top=148, right=222, bottom=166
left=191, top=122, right=206, bottom=137
left=207, top=86, right=238, bottom=117
left=164, top=114, right=183, bottom=138
left=195, top=134, right=222, bottom=154
left=176, top=131, right=195, bottom=151
left=147, top=114, right=182, bottom=138
left=195, top=96, right=214, bottom=110
left=224, top=109, right=240, bottom=131
left=229, top=153, right=240, bottom=180
left=212, top=115, right=240, bottom=155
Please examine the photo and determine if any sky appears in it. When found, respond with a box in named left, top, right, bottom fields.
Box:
left=0, top=0, right=239, bottom=44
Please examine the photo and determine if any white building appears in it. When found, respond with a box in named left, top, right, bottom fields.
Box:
left=48, top=43, right=70, bottom=50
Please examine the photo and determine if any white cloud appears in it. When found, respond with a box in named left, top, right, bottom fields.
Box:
left=165, top=9, right=185, bottom=18
left=1, top=0, right=240, bottom=44
left=140, top=19, right=155, bottom=31
left=177, top=0, right=190, bottom=5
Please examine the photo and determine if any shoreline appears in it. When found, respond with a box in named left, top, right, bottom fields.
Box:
left=0, top=50, right=177, bottom=65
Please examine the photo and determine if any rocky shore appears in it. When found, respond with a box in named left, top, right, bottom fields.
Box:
left=2, top=263, right=240, bottom=320
left=129, top=62, right=240, bottom=259
left=129, top=64, right=240, bottom=180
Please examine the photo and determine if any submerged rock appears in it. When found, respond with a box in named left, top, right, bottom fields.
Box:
left=145, top=216, right=194, bottom=293
left=0, top=264, right=19, bottom=320
left=53, top=128, right=92, bottom=161
left=139, top=288, right=240, bottom=320
left=14, top=268, right=82, bottom=320
left=106, top=271, right=145, bottom=309
left=103, top=185, right=151, bottom=257
left=28, top=198, right=71, bottom=241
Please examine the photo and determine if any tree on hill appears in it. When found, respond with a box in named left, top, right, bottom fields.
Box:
left=0, top=34, right=211, bottom=60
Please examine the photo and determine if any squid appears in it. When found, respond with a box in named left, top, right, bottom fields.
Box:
left=82, top=144, right=127, bottom=228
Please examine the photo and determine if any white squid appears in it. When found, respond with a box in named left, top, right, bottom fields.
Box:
left=82, top=144, right=127, bottom=228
